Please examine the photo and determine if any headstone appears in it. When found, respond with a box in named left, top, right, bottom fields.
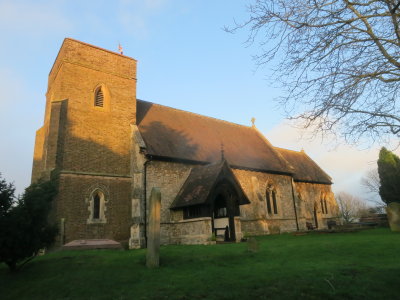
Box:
left=247, top=237, right=259, bottom=253
left=327, top=220, right=337, bottom=230
left=60, top=218, right=65, bottom=245
left=146, top=187, right=161, bottom=268
left=386, top=202, right=400, bottom=232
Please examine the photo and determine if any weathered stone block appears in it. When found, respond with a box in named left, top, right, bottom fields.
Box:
left=147, top=188, right=161, bottom=268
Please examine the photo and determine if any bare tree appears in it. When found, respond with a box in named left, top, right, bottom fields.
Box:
left=336, top=192, right=370, bottom=223
left=227, top=0, right=400, bottom=143
left=361, top=168, right=381, bottom=195
left=361, top=168, right=386, bottom=211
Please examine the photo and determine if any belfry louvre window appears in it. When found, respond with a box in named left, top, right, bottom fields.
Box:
left=95, top=88, right=104, bottom=107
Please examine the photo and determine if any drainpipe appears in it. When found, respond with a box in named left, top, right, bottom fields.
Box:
left=290, top=178, right=300, bottom=231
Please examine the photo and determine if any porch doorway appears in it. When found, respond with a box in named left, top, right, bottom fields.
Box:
left=211, top=182, right=240, bottom=242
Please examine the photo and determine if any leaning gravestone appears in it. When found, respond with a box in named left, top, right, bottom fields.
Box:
left=386, top=202, right=400, bottom=232
left=146, top=187, right=161, bottom=268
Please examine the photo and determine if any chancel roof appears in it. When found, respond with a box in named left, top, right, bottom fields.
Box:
left=136, top=100, right=291, bottom=174
left=275, top=148, right=332, bottom=184
left=170, top=160, right=250, bottom=209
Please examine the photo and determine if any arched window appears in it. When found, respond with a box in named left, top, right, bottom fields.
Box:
left=87, top=190, right=107, bottom=224
left=95, top=87, right=104, bottom=107
left=266, top=184, right=278, bottom=215
left=266, top=190, right=272, bottom=214
left=272, top=190, right=278, bottom=214
left=320, top=195, right=329, bottom=214
left=324, top=199, right=328, bottom=214
left=93, top=193, right=100, bottom=219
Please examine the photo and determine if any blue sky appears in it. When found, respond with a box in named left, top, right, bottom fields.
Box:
left=0, top=0, right=396, bottom=202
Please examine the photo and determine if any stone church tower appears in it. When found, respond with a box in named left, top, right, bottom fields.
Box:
left=32, top=38, right=137, bottom=243
left=32, top=38, right=339, bottom=248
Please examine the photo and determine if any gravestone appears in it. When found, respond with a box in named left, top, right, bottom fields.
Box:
left=60, top=218, right=65, bottom=245
left=247, top=237, right=259, bottom=253
left=146, top=187, right=161, bottom=268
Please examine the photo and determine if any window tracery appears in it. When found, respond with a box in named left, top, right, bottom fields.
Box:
left=87, top=189, right=108, bottom=224
left=266, top=184, right=278, bottom=215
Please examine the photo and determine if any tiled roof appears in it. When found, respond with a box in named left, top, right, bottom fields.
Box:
left=170, top=160, right=250, bottom=209
left=275, top=148, right=332, bottom=184
left=137, top=100, right=292, bottom=174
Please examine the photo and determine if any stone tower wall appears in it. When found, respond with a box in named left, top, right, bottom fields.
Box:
left=32, top=38, right=137, bottom=244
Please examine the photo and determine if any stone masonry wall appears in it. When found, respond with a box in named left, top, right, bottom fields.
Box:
left=32, top=126, right=46, bottom=182
left=233, top=169, right=299, bottom=235
left=294, top=181, right=339, bottom=229
left=55, top=173, right=132, bottom=244
left=48, top=62, right=135, bottom=175
left=145, top=160, right=302, bottom=244
left=145, top=160, right=195, bottom=244
left=33, top=38, right=137, bottom=180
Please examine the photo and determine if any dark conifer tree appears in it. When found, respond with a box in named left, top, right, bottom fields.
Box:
left=377, top=148, right=400, bottom=204
left=0, top=175, right=58, bottom=271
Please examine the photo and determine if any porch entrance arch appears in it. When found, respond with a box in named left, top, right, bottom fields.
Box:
left=170, top=160, right=251, bottom=243
left=211, top=181, right=240, bottom=242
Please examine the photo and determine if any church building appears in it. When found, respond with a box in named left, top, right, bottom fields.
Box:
left=32, top=38, right=339, bottom=248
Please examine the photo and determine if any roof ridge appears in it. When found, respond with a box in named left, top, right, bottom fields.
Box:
left=274, top=147, right=302, bottom=154
left=137, top=99, right=253, bottom=130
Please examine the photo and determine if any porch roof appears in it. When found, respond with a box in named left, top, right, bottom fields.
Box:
left=170, top=160, right=250, bottom=209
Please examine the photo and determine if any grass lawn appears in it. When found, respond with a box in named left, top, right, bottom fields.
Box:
left=1, top=228, right=399, bottom=300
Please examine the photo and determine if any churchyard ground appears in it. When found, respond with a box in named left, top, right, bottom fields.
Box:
left=1, top=228, right=399, bottom=299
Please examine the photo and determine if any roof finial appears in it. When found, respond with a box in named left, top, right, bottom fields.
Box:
left=221, top=142, right=225, bottom=161
left=251, top=117, right=256, bottom=127
left=118, top=43, right=124, bottom=55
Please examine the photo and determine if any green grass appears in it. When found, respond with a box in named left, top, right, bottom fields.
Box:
left=1, top=228, right=399, bottom=300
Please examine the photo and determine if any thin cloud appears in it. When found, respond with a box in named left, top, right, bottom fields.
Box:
left=266, top=120, right=398, bottom=200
